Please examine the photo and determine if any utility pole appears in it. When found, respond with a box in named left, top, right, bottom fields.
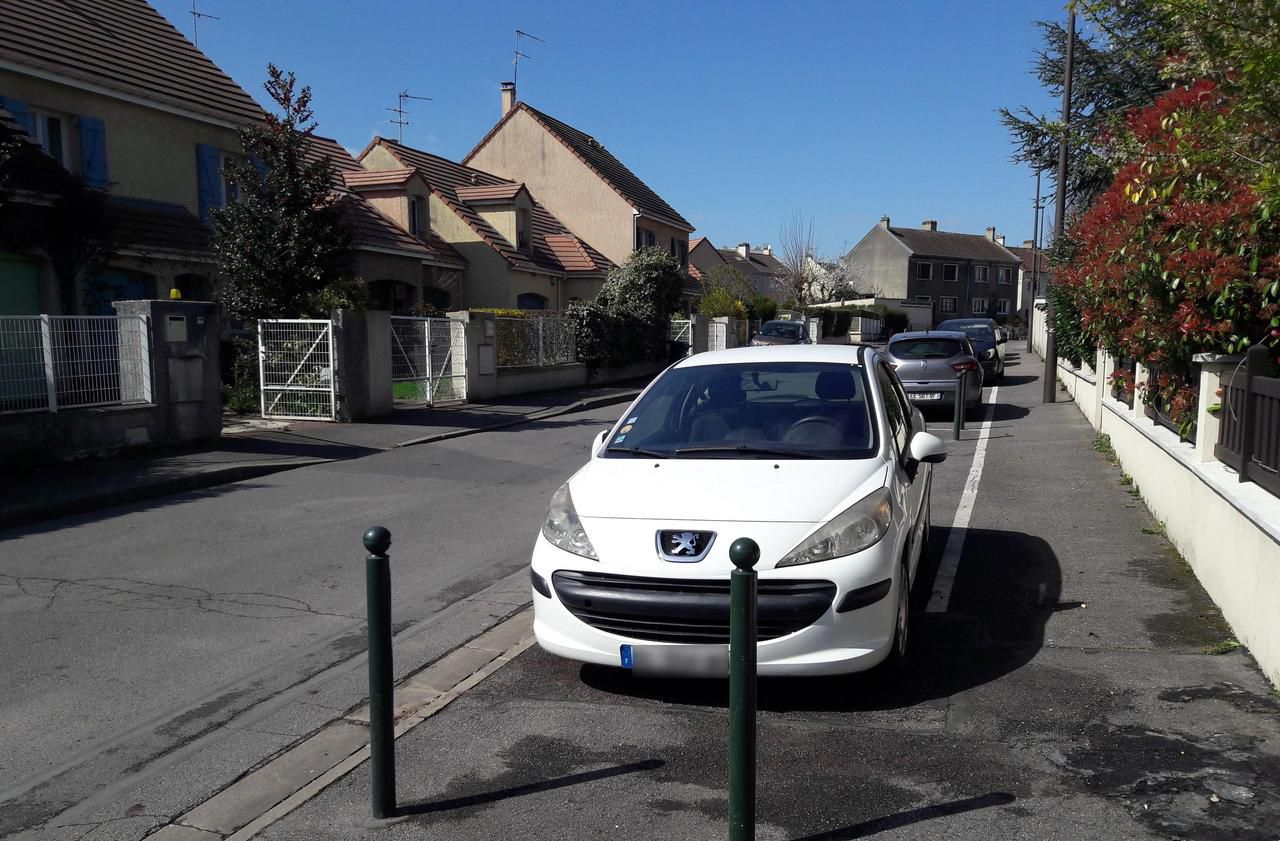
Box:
left=386, top=90, right=432, bottom=144
left=1043, top=7, right=1074, bottom=404
left=1027, top=170, right=1043, bottom=354
left=189, top=0, right=218, bottom=46
left=513, top=29, right=546, bottom=90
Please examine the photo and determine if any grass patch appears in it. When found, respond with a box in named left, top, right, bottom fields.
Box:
left=1120, top=473, right=1133, bottom=487
left=1203, top=638, right=1242, bottom=656
left=1093, top=434, right=1118, bottom=463
left=1140, top=526, right=1162, bottom=535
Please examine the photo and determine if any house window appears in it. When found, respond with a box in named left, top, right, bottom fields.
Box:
left=943, top=263, right=958, bottom=282
left=677, top=238, right=688, bottom=268
left=517, top=292, right=547, bottom=310
left=940, top=296, right=957, bottom=313
left=972, top=297, right=988, bottom=313
left=996, top=299, right=1009, bottom=315
left=409, top=195, right=427, bottom=236
left=974, top=265, right=989, bottom=283
left=998, top=267, right=1012, bottom=284
left=33, top=112, right=66, bottom=165
left=636, top=227, right=656, bottom=249
left=916, top=262, right=932, bottom=280
left=516, top=208, right=530, bottom=250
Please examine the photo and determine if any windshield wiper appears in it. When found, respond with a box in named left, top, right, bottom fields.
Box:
left=673, top=445, right=821, bottom=459
left=605, top=445, right=671, bottom=458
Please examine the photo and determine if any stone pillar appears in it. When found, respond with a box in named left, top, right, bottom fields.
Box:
left=1194, top=353, right=1242, bottom=463
left=690, top=314, right=710, bottom=355
left=1133, top=361, right=1151, bottom=419
left=331, top=309, right=393, bottom=421
left=456, top=310, right=496, bottom=401
left=1093, top=349, right=1112, bottom=428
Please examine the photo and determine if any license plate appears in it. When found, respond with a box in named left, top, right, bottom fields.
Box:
left=913, top=392, right=942, bottom=401
left=621, top=643, right=729, bottom=676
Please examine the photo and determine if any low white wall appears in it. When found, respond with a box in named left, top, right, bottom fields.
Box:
left=492, top=359, right=662, bottom=399
left=1053, top=350, right=1280, bottom=686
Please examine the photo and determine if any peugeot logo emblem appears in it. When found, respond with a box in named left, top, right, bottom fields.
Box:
left=656, top=530, right=716, bottom=562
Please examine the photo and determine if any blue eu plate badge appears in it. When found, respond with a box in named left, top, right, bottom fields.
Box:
left=620, top=644, right=634, bottom=669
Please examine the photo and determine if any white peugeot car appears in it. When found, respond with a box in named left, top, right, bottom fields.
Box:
left=530, top=344, right=947, bottom=677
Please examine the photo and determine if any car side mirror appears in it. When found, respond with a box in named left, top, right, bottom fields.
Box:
left=593, top=429, right=609, bottom=452
left=998, top=336, right=1007, bottom=344
left=908, top=431, right=947, bottom=464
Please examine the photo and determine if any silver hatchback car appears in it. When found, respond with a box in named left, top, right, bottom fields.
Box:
left=882, top=331, right=982, bottom=417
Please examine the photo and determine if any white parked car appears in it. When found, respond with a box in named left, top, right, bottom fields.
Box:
left=530, top=344, right=947, bottom=677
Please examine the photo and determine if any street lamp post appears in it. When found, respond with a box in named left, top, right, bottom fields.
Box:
left=1043, top=7, right=1075, bottom=403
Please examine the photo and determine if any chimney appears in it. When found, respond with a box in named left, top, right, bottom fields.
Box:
left=760, top=244, right=772, bottom=256
left=737, top=242, right=750, bottom=258
left=921, top=219, right=937, bottom=231
left=985, top=226, right=996, bottom=241
left=997, top=234, right=1006, bottom=246
left=500, top=81, right=516, bottom=116
left=879, top=215, right=891, bottom=230
left=1023, top=239, right=1034, bottom=248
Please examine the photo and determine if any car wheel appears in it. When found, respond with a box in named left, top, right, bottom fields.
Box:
left=876, top=560, right=911, bottom=675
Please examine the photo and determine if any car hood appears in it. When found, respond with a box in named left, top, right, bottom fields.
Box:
left=569, top=456, right=888, bottom=523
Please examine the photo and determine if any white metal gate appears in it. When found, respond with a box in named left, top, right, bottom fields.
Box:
left=258, top=319, right=335, bottom=421
left=668, top=319, right=693, bottom=356
left=707, top=320, right=727, bottom=352
left=390, top=316, right=467, bottom=405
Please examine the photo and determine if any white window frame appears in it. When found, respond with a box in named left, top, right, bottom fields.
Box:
left=916, top=261, right=933, bottom=280
left=943, top=263, right=958, bottom=282
left=997, top=266, right=1012, bottom=284
left=974, top=265, right=989, bottom=283
left=972, top=297, right=988, bottom=313
left=940, top=296, right=957, bottom=313
left=996, top=299, right=1009, bottom=315
left=31, top=110, right=69, bottom=167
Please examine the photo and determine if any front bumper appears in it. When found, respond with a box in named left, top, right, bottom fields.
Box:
left=530, top=534, right=900, bottom=676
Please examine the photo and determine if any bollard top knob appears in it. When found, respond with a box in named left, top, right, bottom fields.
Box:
left=363, top=526, right=392, bottom=557
left=728, top=537, right=760, bottom=570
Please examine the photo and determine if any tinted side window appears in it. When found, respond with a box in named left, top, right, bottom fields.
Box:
left=876, top=364, right=908, bottom=455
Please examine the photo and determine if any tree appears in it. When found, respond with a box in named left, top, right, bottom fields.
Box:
left=807, top=254, right=868, bottom=304
left=777, top=211, right=819, bottom=306
left=215, top=65, right=353, bottom=321
left=572, top=246, right=686, bottom=367
left=700, top=263, right=754, bottom=302
left=1001, top=3, right=1168, bottom=211
left=697, top=287, right=748, bottom=319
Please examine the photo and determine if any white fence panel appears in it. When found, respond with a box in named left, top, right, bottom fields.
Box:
left=707, top=321, right=727, bottom=352
left=390, top=316, right=466, bottom=405
left=496, top=317, right=576, bottom=368
left=0, top=314, right=151, bottom=414
left=259, top=319, right=335, bottom=421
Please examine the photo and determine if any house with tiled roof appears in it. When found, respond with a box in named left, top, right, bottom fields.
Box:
left=1005, top=240, right=1049, bottom=326
left=462, top=83, right=693, bottom=271
left=0, top=0, right=262, bottom=314
left=717, top=242, right=788, bottom=299
left=843, top=217, right=1021, bottom=324
left=302, top=135, right=466, bottom=313
left=359, top=137, right=612, bottom=310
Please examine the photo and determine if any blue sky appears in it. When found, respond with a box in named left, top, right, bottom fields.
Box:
left=154, top=0, right=1069, bottom=255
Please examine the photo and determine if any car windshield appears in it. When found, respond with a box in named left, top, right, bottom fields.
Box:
left=890, top=338, right=963, bottom=359
left=760, top=322, right=801, bottom=339
left=604, top=361, right=877, bottom=459
left=939, top=322, right=995, bottom=341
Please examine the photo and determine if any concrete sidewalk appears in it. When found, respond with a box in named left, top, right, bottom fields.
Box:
left=142, top=355, right=1280, bottom=840
left=0, top=382, right=644, bottom=530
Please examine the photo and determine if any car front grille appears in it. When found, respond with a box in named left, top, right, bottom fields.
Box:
left=550, top=570, right=836, bottom=644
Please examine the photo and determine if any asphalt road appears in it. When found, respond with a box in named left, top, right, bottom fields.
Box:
left=0, top=404, right=624, bottom=838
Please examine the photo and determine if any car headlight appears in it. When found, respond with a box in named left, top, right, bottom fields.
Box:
left=776, top=488, right=893, bottom=567
left=541, top=483, right=598, bottom=559
left=982, top=348, right=996, bottom=359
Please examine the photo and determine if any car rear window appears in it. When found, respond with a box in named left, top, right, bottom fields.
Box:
left=603, top=361, right=876, bottom=459
left=890, top=339, right=963, bottom=359
left=760, top=322, right=801, bottom=339
left=937, top=322, right=995, bottom=341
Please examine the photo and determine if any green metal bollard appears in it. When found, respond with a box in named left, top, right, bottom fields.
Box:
left=728, top=537, right=760, bottom=841
left=953, top=370, right=966, bottom=440
left=363, top=526, right=396, bottom=819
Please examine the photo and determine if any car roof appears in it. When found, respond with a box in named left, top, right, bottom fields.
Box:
left=889, top=330, right=968, bottom=341
left=937, top=318, right=996, bottom=326
left=674, top=344, right=866, bottom=368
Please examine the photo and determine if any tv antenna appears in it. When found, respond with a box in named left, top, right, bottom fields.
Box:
left=386, top=89, right=433, bottom=143
left=513, top=29, right=546, bottom=89
left=189, top=0, right=218, bottom=46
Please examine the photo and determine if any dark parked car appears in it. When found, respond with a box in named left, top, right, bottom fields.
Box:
left=936, top=318, right=1006, bottom=381
left=750, top=320, right=811, bottom=346
left=882, top=331, right=982, bottom=417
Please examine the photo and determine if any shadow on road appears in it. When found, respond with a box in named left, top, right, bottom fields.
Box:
left=395, top=759, right=664, bottom=817
left=580, top=528, right=1061, bottom=714
left=788, top=791, right=1016, bottom=841
left=995, top=374, right=1039, bottom=387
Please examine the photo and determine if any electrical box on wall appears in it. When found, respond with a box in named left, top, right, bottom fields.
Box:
left=165, top=314, right=188, bottom=343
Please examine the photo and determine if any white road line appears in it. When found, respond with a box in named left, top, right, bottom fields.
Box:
left=926, top=384, right=1000, bottom=613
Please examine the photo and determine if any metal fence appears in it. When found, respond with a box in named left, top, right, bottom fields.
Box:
left=1143, top=360, right=1200, bottom=443
left=495, top=317, right=576, bottom=368
left=258, top=319, right=335, bottom=421
left=1215, top=344, right=1280, bottom=498
left=0, top=314, right=151, bottom=414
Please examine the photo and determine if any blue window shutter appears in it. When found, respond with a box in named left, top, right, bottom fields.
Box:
left=0, top=96, right=36, bottom=138
left=196, top=143, right=222, bottom=222
left=78, top=116, right=109, bottom=188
